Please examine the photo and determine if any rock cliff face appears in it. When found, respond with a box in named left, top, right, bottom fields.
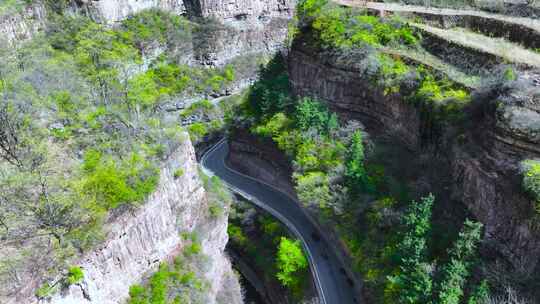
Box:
left=453, top=79, right=540, bottom=273
left=199, top=0, right=295, bottom=66
left=9, top=135, right=242, bottom=304
left=195, top=0, right=293, bottom=20
left=3, top=0, right=295, bottom=68
left=0, top=3, right=46, bottom=44
left=74, top=0, right=186, bottom=23
left=289, top=36, right=540, bottom=276
left=75, top=0, right=295, bottom=66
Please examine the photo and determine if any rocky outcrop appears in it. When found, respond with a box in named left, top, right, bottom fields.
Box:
left=74, top=0, right=186, bottom=23
left=453, top=77, right=540, bottom=273
left=184, top=0, right=296, bottom=66
left=0, top=3, right=46, bottom=44
left=195, top=0, right=294, bottom=20
left=4, top=134, right=242, bottom=304
left=3, top=0, right=295, bottom=71
left=192, top=16, right=292, bottom=67
left=289, top=34, right=540, bottom=278
left=74, top=0, right=295, bottom=66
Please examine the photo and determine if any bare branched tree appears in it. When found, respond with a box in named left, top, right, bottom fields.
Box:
left=0, top=104, right=23, bottom=168
left=485, top=286, right=532, bottom=304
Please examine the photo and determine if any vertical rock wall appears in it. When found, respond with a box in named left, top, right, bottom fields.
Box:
left=75, top=0, right=295, bottom=66
left=0, top=3, right=46, bottom=44
left=13, top=134, right=242, bottom=304
left=74, top=0, right=186, bottom=23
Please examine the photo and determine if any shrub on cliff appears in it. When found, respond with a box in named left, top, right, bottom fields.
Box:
left=297, top=0, right=328, bottom=20
left=81, top=150, right=159, bottom=210
left=521, top=160, right=540, bottom=211
left=127, top=240, right=210, bottom=304
left=66, top=266, right=84, bottom=285
left=308, top=5, right=419, bottom=49
left=121, top=9, right=191, bottom=51
left=298, top=1, right=472, bottom=113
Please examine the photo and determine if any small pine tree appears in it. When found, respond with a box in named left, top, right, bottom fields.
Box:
left=387, top=194, right=434, bottom=304
left=467, top=280, right=490, bottom=304
left=345, top=131, right=373, bottom=196
left=437, top=220, right=483, bottom=304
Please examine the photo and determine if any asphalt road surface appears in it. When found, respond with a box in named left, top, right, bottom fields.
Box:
left=201, top=139, right=360, bottom=304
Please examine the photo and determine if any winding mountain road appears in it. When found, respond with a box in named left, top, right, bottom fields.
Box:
left=201, top=139, right=359, bottom=304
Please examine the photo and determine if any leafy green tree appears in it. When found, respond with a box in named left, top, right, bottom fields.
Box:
left=128, top=285, right=148, bottom=304
left=311, top=6, right=349, bottom=47
left=467, top=280, right=489, bottom=304
left=44, top=0, right=70, bottom=13
left=297, top=0, right=328, bottom=19
left=387, top=194, right=434, bottom=304
left=437, top=220, right=483, bottom=304
left=294, top=172, right=332, bottom=209
left=295, top=98, right=336, bottom=135
left=127, top=71, right=160, bottom=109
left=345, top=131, right=373, bottom=196
left=46, top=14, right=91, bottom=52
left=276, top=237, right=308, bottom=289
left=120, top=9, right=189, bottom=51
left=248, top=54, right=292, bottom=120
left=74, top=22, right=139, bottom=103
left=149, top=264, right=169, bottom=304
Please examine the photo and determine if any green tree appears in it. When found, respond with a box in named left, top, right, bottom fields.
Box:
left=74, top=22, right=139, bottom=103
left=345, top=131, right=373, bottom=196
left=81, top=150, right=158, bottom=210
left=276, top=237, right=308, bottom=289
left=128, top=285, right=149, bottom=304
left=127, top=71, right=160, bottom=109
left=294, top=172, right=332, bottom=209
left=467, top=280, right=489, bottom=304
left=387, top=194, right=434, bottom=304
left=437, top=220, right=483, bottom=304
left=149, top=264, right=169, bottom=304
left=295, top=98, right=335, bottom=135
left=298, top=0, right=328, bottom=19
left=248, top=54, right=292, bottom=120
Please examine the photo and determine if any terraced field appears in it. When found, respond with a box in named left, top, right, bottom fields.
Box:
left=412, top=23, right=540, bottom=68
left=335, top=0, right=540, bottom=88
left=336, top=1, right=540, bottom=30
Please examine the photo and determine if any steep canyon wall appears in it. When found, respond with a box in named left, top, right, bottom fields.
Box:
left=289, top=35, right=540, bottom=277
left=2, top=135, right=242, bottom=304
